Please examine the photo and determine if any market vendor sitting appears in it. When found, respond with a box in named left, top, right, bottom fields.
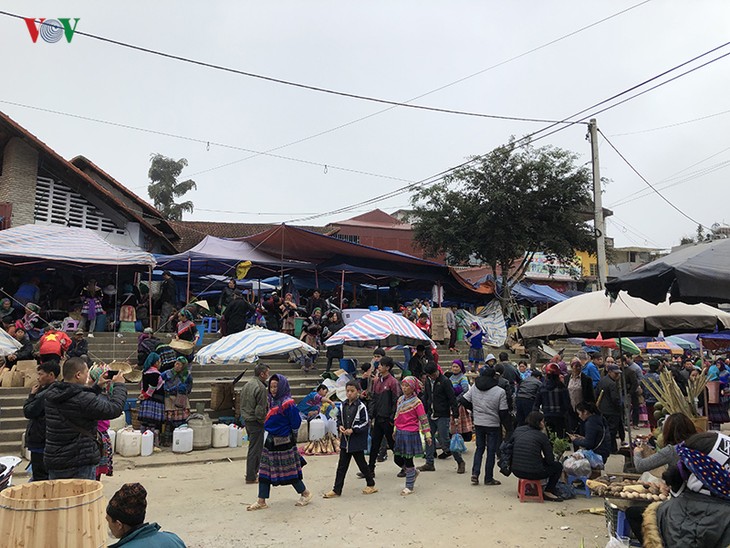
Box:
left=297, top=383, right=334, bottom=419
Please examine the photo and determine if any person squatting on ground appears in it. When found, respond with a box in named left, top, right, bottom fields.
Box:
left=247, top=374, right=313, bottom=510
left=393, top=376, right=431, bottom=496
left=23, top=360, right=60, bottom=481
left=240, top=363, right=270, bottom=484
left=106, top=483, right=186, bottom=547
left=420, top=362, right=465, bottom=474
left=323, top=381, right=378, bottom=498
left=44, top=357, right=126, bottom=480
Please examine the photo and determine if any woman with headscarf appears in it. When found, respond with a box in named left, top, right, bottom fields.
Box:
left=248, top=374, right=313, bottom=511
left=89, top=364, right=115, bottom=480
left=175, top=309, right=198, bottom=343
left=80, top=279, right=104, bottom=337
left=532, top=362, right=571, bottom=438
left=218, top=279, right=237, bottom=314
left=447, top=360, right=473, bottom=442
left=0, top=298, right=18, bottom=326
left=162, top=357, right=193, bottom=430
left=280, top=292, right=299, bottom=336
left=394, top=376, right=431, bottom=496
left=641, top=431, right=730, bottom=547
left=19, top=303, right=42, bottom=340
left=323, top=311, right=345, bottom=373
left=138, top=352, right=165, bottom=445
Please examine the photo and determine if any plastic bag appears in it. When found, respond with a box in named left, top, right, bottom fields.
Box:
left=583, top=449, right=605, bottom=470
left=562, top=454, right=591, bottom=477
left=450, top=433, right=467, bottom=454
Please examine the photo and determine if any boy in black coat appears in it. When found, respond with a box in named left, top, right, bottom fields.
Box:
left=23, top=360, right=60, bottom=481
left=323, top=381, right=378, bottom=498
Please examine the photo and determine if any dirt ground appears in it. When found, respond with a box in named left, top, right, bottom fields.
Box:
left=102, top=452, right=616, bottom=548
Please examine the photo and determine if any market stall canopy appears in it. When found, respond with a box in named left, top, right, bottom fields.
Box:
left=697, top=331, right=730, bottom=351
left=666, top=334, right=699, bottom=351
left=155, top=235, right=312, bottom=276
left=583, top=333, right=640, bottom=355
left=605, top=238, right=730, bottom=305
left=518, top=290, right=730, bottom=339
left=243, top=224, right=448, bottom=282
left=325, top=310, right=436, bottom=348
left=0, top=224, right=156, bottom=268
left=195, top=326, right=316, bottom=365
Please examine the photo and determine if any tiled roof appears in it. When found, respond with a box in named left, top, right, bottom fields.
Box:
left=330, top=208, right=411, bottom=230
left=168, top=220, right=338, bottom=252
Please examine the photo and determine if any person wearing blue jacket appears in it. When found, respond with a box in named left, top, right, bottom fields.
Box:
left=107, top=483, right=186, bottom=547
left=578, top=351, right=601, bottom=389
left=323, top=381, right=378, bottom=498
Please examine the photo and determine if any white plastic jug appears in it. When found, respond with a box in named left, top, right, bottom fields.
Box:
left=108, top=429, right=117, bottom=454
left=109, top=413, right=127, bottom=432
left=140, top=430, right=154, bottom=457
left=212, top=424, right=229, bottom=448
left=228, top=424, right=242, bottom=448
left=117, top=428, right=141, bottom=457
left=308, top=417, right=325, bottom=441
left=173, top=425, right=193, bottom=453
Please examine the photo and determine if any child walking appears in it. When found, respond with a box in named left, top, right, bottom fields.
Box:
left=393, top=376, right=431, bottom=496
left=323, top=381, right=378, bottom=498
left=465, top=322, right=484, bottom=372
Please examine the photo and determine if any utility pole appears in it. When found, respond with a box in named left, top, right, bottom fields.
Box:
left=589, top=118, right=607, bottom=290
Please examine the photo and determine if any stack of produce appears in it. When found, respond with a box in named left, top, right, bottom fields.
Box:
left=301, top=432, right=340, bottom=455
left=586, top=478, right=669, bottom=501
left=643, top=370, right=707, bottom=417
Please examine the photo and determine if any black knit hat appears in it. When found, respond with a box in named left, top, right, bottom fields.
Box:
left=106, top=483, right=147, bottom=526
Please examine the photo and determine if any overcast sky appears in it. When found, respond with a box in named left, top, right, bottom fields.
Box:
left=2, top=1, right=729, bottom=250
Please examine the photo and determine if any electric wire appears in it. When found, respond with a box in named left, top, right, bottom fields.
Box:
left=609, top=107, right=730, bottom=137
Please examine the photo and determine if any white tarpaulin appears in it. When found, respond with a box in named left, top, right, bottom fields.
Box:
left=0, top=224, right=156, bottom=267
left=0, top=328, right=22, bottom=356
left=459, top=300, right=507, bottom=347
left=196, top=326, right=316, bottom=365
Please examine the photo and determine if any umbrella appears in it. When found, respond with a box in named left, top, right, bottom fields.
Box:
left=666, top=334, right=699, bottom=351
left=605, top=238, right=730, bottom=304
left=324, top=310, right=436, bottom=348
left=583, top=333, right=640, bottom=355
left=0, top=328, right=22, bottom=356
left=644, top=340, right=684, bottom=355
left=195, top=326, right=316, bottom=365
left=698, top=331, right=730, bottom=351
left=518, top=290, right=730, bottom=339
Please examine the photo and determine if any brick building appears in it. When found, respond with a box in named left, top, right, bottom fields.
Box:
left=0, top=112, right=177, bottom=252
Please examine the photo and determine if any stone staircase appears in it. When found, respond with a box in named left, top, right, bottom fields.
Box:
left=0, top=331, right=576, bottom=457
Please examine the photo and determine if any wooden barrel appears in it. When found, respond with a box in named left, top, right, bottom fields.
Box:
left=210, top=380, right=234, bottom=412
left=0, top=479, right=106, bottom=548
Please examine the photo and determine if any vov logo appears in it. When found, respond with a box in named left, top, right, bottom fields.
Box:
left=24, top=18, right=80, bottom=44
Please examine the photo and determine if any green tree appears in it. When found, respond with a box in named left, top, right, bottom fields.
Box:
left=147, top=154, right=197, bottom=221
left=411, top=139, right=594, bottom=312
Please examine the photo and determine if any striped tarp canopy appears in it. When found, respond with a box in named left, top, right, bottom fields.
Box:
left=195, top=326, right=316, bottom=365
left=0, top=224, right=156, bottom=267
left=325, top=310, right=436, bottom=349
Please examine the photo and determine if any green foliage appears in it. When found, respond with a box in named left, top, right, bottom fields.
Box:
left=411, top=138, right=594, bottom=302
left=548, top=428, right=572, bottom=457
left=147, top=154, right=197, bottom=221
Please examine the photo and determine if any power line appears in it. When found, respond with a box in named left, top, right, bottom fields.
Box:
left=609, top=107, right=730, bottom=137
left=1, top=11, right=583, bottom=125
left=185, top=0, right=652, bottom=178
left=287, top=42, right=730, bottom=223
left=0, top=99, right=416, bottom=185
left=609, top=215, right=664, bottom=248
left=598, top=129, right=708, bottom=230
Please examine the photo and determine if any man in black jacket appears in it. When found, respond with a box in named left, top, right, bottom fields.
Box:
left=596, top=365, right=623, bottom=453
left=23, top=360, right=60, bottom=481
left=223, top=290, right=254, bottom=335
left=44, top=357, right=127, bottom=480
left=420, top=362, right=465, bottom=473
left=4, top=327, right=34, bottom=369
left=159, top=271, right=177, bottom=332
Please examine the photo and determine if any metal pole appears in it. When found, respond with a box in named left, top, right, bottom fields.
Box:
left=589, top=119, right=607, bottom=290
left=186, top=257, right=191, bottom=305
left=340, top=270, right=345, bottom=308
left=619, top=335, right=633, bottom=446
left=147, top=266, right=153, bottom=329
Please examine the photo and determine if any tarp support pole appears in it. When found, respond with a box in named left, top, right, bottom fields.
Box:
left=619, top=333, right=633, bottom=446
left=315, top=269, right=319, bottom=290
left=699, top=337, right=708, bottom=418
left=186, top=257, right=191, bottom=305
left=340, top=270, right=345, bottom=308
left=148, top=266, right=153, bottom=329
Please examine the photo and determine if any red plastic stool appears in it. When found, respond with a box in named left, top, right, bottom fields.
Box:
left=518, top=478, right=544, bottom=503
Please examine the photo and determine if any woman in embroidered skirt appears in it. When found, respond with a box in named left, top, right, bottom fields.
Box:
left=248, top=374, right=313, bottom=511
left=394, top=376, right=431, bottom=496
left=90, top=365, right=114, bottom=480
left=162, top=356, right=193, bottom=430
left=80, top=279, right=104, bottom=337
left=448, top=360, right=474, bottom=442
left=138, top=352, right=165, bottom=445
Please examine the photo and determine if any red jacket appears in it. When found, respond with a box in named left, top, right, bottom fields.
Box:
left=39, top=331, right=72, bottom=356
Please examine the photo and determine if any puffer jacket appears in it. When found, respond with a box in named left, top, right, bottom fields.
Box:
left=643, top=492, right=730, bottom=548
left=23, top=384, right=52, bottom=449
left=509, top=424, right=555, bottom=476
left=44, top=381, right=127, bottom=471
left=516, top=375, right=542, bottom=400
left=109, top=522, right=186, bottom=548
left=423, top=373, right=458, bottom=419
